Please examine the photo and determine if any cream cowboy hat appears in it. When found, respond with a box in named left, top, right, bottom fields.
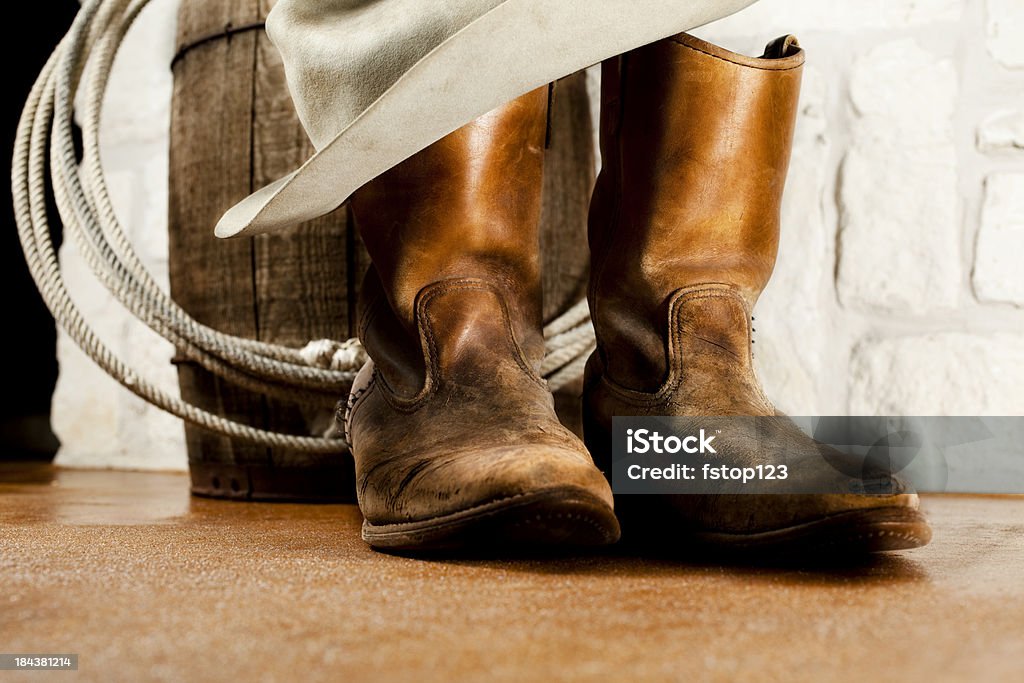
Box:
left=215, top=0, right=759, bottom=238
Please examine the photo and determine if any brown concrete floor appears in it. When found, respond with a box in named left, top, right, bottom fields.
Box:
left=1, top=463, right=1022, bottom=683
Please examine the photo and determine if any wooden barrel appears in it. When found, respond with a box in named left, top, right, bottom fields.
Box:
left=168, top=0, right=595, bottom=502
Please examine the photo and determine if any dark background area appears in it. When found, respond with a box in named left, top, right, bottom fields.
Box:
left=2, top=1, right=80, bottom=460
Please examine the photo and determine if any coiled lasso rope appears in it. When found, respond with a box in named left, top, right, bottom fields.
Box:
left=11, top=0, right=598, bottom=455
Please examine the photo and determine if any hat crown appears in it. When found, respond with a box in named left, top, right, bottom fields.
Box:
left=267, top=0, right=506, bottom=149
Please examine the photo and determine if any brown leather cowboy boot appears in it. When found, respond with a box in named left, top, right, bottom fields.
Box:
left=584, top=34, right=931, bottom=553
left=344, top=88, right=620, bottom=552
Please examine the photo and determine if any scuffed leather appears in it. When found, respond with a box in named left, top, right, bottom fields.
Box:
left=584, top=34, right=920, bottom=534
left=346, top=89, right=612, bottom=526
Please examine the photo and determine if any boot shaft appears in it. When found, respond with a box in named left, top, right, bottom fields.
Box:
left=589, top=34, right=804, bottom=391
left=349, top=88, right=550, bottom=395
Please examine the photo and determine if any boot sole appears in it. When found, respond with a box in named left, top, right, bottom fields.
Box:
left=670, top=506, right=932, bottom=556
left=362, top=488, right=621, bottom=553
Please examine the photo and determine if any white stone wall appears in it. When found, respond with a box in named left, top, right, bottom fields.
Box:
left=54, top=0, right=1024, bottom=472
left=53, top=0, right=184, bottom=471
left=694, top=0, right=1024, bottom=418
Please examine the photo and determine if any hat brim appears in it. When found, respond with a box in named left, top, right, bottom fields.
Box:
left=215, top=0, right=759, bottom=239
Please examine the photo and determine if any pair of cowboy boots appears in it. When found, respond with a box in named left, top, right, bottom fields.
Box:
left=343, top=33, right=932, bottom=554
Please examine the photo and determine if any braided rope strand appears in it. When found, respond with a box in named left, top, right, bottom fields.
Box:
left=11, top=0, right=599, bottom=455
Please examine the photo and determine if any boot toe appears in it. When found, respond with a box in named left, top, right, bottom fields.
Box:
left=359, top=442, right=620, bottom=552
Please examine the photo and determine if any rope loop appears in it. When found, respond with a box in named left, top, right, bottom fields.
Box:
left=11, top=0, right=597, bottom=454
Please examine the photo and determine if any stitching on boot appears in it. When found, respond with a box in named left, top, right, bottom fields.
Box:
left=665, top=284, right=773, bottom=413
left=365, top=490, right=612, bottom=535
left=343, top=365, right=377, bottom=448
left=596, top=283, right=756, bottom=407
left=420, top=278, right=545, bottom=388
left=376, top=278, right=546, bottom=414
